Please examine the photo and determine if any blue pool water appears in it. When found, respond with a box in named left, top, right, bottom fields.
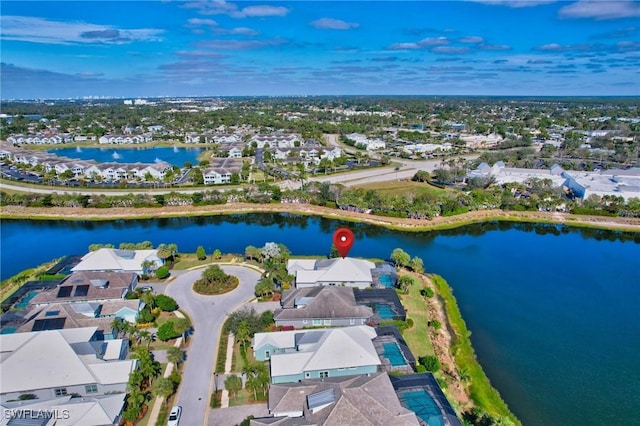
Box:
left=382, top=342, right=406, bottom=366
left=1, top=327, right=17, bottom=334
left=399, top=390, right=444, bottom=426
left=15, top=291, right=38, bottom=309
left=375, top=303, right=396, bottom=319
left=379, top=274, right=393, bottom=287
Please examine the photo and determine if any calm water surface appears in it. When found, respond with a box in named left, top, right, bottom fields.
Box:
left=2, top=215, right=639, bottom=425
left=47, top=146, right=202, bottom=166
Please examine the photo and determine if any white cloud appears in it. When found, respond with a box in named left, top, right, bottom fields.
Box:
left=460, top=36, right=485, bottom=43
left=0, top=16, right=163, bottom=45
left=468, top=0, right=556, bottom=7
left=310, top=18, right=360, bottom=30
left=559, top=0, right=640, bottom=20
left=183, top=1, right=289, bottom=18
left=241, top=5, right=288, bottom=17
left=187, top=18, right=219, bottom=27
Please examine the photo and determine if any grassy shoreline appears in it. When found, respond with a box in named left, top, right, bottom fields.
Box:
left=431, top=274, right=520, bottom=425
left=2, top=203, right=640, bottom=233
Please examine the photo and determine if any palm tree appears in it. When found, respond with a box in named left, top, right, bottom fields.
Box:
left=167, top=347, right=183, bottom=370
left=152, top=377, right=175, bottom=398
left=136, top=330, right=153, bottom=349
left=235, top=321, right=251, bottom=353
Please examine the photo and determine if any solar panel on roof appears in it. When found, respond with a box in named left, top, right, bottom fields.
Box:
left=44, top=310, right=60, bottom=317
left=307, top=388, right=336, bottom=410
left=32, top=317, right=66, bottom=331
left=73, top=285, right=90, bottom=297
left=57, top=286, right=73, bottom=298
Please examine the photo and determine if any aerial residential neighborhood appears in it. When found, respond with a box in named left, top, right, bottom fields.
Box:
left=0, top=238, right=466, bottom=426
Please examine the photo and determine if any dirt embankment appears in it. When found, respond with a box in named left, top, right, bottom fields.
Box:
left=409, top=272, right=472, bottom=411
left=2, top=203, right=640, bottom=232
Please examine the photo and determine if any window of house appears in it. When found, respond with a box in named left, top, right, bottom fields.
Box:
left=85, top=384, right=98, bottom=394
left=54, top=388, right=68, bottom=397
left=349, top=318, right=355, bottom=325
left=320, top=371, right=329, bottom=378
left=312, top=319, right=322, bottom=326
left=323, top=319, right=331, bottom=326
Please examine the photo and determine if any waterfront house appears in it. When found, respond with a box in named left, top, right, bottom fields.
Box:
left=30, top=271, right=139, bottom=306
left=390, top=373, right=463, bottom=426
left=0, top=327, right=136, bottom=403
left=252, top=325, right=381, bottom=384
left=274, top=286, right=373, bottom=329
left=71, top=248, right=162, bottom=275
left=251, top=373, right=419, bottom=425
left=287, top=257, right=375, bottom=289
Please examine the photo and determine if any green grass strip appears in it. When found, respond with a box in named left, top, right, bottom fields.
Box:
left=431, top=274, right=520, bottom=425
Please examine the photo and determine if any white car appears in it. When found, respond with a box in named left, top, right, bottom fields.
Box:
left=167, top=406, right=182, bottom=426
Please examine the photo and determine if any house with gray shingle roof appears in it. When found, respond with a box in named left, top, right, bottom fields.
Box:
left=275, top=286, right=373, bottom=329
left=250, top=373, right=419, bottom=426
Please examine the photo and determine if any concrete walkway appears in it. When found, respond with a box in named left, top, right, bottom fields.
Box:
left=147, top=335, right=183, bottom=426
left=220, top=332, right=235, bottom=408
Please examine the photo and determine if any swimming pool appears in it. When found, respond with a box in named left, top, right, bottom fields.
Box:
left=14, top=291, right=38, bottom=309
left=382, top=342, right=406, bottom=366
left=379, top=274, right=393, bottom=287
left=1, top=327, right=17, bottom=334
left=399, top=390, right=445, bottom=426
left=375, top=303, right=396, bottom=319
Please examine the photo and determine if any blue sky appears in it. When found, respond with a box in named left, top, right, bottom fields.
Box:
left=1, top=0, right=639, bottom=98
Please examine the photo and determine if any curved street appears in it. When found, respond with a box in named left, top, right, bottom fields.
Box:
left=164, top=265, right=261, bottom=426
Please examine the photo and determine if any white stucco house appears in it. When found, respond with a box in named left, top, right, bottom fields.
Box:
left=287, top=257, right=376, bottom=289
left=71, top=249, right=163, bottom=275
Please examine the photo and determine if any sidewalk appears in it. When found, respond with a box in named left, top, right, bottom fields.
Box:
left=146, top=311, right=187, bottom=425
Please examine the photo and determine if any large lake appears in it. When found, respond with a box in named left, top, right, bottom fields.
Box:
left=47, top=146, right=202, bottom=166
left=2, top=214, right=639, bottom=425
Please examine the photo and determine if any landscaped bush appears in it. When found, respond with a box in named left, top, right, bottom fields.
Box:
left=428, top=319, right=442, bottom=330
left=137, top=306, right=155, bottom=324
left=418, top=355, right=441, bottom=373
left=155, top=266, right=170, bottom=279
left=155, top=294, right=178, bottom=312
left=156, top=321, right=180, bottom=341
left=193, top=265, right=239, bottom=295
left=420, top=287, right=435, bottom=298
left=196, top=245, right=207, bottom=260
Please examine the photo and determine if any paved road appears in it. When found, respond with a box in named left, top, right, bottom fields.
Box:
left=306, top=154, right=480, bottom=187
left=164, top=266, right=261, bottom=426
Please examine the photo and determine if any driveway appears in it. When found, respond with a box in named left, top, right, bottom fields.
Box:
left=164, top=265, right=261, bottom=426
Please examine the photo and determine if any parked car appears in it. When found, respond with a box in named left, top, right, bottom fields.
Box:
left=139, top=286, right=153, bottom=293
left=167, top=406, right=182, bottom=426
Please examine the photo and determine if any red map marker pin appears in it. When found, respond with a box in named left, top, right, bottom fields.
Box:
left=333, top=228, right=355, bottom=258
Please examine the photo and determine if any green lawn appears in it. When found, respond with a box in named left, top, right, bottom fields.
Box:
left=354, top=180, right=448, bottom=197
left=399, top=274, right=435, bottom=358
left=229, top=388, right=268, bottom=407
left=172, top=254, right=211, bottom=269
